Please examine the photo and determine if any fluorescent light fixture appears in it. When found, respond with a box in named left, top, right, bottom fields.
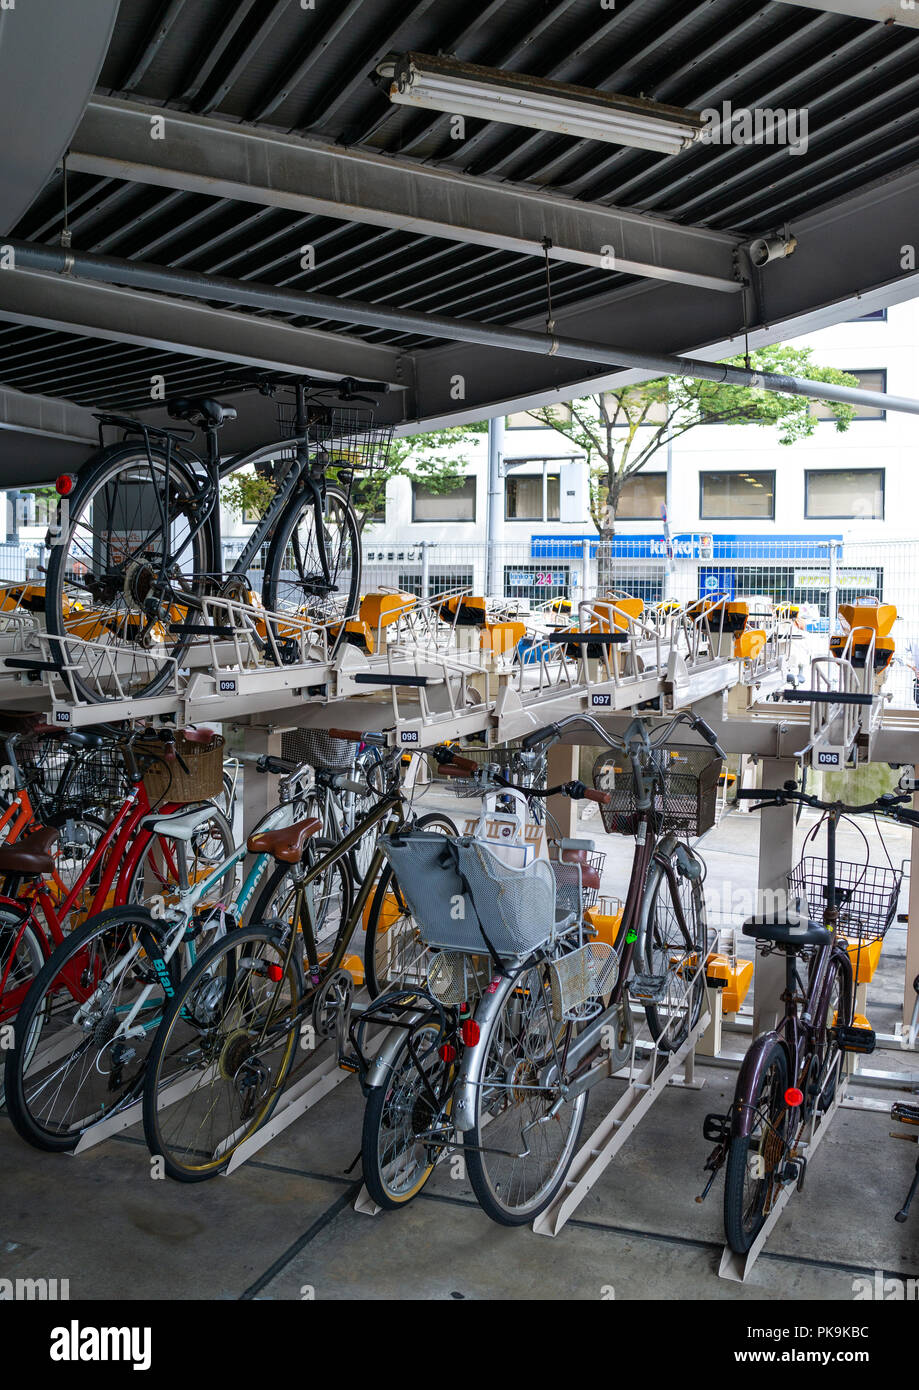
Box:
left=378, top=53, right=702, bottom=155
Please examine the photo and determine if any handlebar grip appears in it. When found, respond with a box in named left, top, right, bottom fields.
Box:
left=895, top=808, right=919, bottom=829
left=522, top=724, right=559, bottom=751
left=437, top=764, right=469, bottom=778
left=256, top=754, right=297, bottom=776
left=327, top=728, right=362, bottom=742
left=583, top=788, right=611, bottom=805
left=735, top=787, right=773, bottom=801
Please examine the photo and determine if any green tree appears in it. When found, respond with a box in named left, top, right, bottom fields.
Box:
left=520, top=345, right=860, bottom=538
left=221, top=422, right=488, bottom=532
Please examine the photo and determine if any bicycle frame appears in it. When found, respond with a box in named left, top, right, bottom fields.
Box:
left=0, top=785, right=183, bottom=1019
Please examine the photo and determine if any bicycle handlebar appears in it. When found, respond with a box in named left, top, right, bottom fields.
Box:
left=521, top=710, right=726, bottom=759
left=737, top=783, right=919, bottom=824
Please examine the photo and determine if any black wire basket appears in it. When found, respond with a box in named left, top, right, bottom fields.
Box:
left=592, top=746, right=722, bottom=838
left=788, top=856, right=902, bottom=943
left=17, top=736, right=131, bottom=818
left=276, top=403, right=394, bottom=472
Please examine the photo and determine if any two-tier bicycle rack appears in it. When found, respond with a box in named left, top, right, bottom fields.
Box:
left=5, top=584, right=918, bottom=1281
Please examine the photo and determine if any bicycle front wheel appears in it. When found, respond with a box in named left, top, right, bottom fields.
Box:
left=464, top=957, right=587, bottom=1225
left=262, top=483, right=360, bottom=637
left=44, top=444, right=212, bottom=703
left=143, top=924, right=302, bottom=1181
left=640, top=843, right=708, bottom=1052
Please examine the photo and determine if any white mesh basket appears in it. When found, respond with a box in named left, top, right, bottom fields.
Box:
left=379, top=832, right=557, bottom=958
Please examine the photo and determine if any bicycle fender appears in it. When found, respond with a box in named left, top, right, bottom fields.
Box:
left=453, top=966, right=527, bottom=1133
left=731, top=1030, right=788, bottom=1139
left=362, top=1007, right=428, bottom=1090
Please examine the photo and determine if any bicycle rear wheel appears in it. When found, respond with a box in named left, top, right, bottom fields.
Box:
left=640, top=843, right=707, bottom=1052
left=464, top=957, right=586, bottom=1226
left=723, top=1041, right=791, bottom=1254
left=361, top=1015, right=455, bottom=1209
left=262, top=483, right=360, bottom=638
left=45, top=444, right=212, bottom=703
left=143, top=924, right=302, bottom=1181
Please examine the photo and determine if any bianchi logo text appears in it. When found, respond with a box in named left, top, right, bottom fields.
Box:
left=50, top=1320, right=151, bottom=1372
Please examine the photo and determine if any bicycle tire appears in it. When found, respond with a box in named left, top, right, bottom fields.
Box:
left=812, top=951, right=853, bottom=1112
left=724, top=1041, right=790, bottom=1254
left=44, top=444, right=213, bottom=704
left=142, top=923, right=302, bottom=1181
left=361, top=1016, right=455, bottom=1209
left=640, top=843, right=707, bottom=1052
left=4, top=907, right=178, bottom=1151
left=261, top=482, right=360, bottom=643
left=464, top=955, right=587, bottom=1226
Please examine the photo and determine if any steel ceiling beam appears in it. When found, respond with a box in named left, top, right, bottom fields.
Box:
left=6, top=240, right=919, bottom=418
left=0, top=270, right=409, bottom=389
left=67, top=97, right=743, bottom=295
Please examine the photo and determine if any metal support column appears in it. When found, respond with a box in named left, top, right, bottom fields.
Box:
left=753, top=756, right=798, bottom=1034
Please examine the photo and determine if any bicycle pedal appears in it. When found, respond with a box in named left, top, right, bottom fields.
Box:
left=834, top=1024, right=877, bottom=1054
left=628, top=972, right=669, bottom=1003
left=702, top=1112, right=731, bottom=1144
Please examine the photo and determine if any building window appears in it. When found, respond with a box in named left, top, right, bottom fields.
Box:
left=699, top=471, right=775, bottom=520
left=411, top=475, right=476, bottom=522
left=617, top=473, right=666, bottom=520
left=505, top=472, right=560, bottom=521
left=849, top=309, right=887, bottom=322
left=604, top=390, right=670, bottom=426
left=505, top=404, right=572, bottom=429
left=804, top=469, right=884, bottom=520
left=809, top=369, right=886, bottom=421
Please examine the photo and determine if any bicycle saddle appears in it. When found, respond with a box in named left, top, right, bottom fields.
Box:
left=0, top=825, right=59, bottom=876
left=742, top=910, right=831, bottom=948
left=247, top=817, right=322, bottom=863
left=167, top=397, right=237, bottom=429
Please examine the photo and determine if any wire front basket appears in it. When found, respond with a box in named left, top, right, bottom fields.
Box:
left=788, top=856, right=902, bottom=943
left=17, top=737, right=131, bottom=817
left=276, top=402, right=394, bottom=472
left=593, top=746, right=721, bottom=838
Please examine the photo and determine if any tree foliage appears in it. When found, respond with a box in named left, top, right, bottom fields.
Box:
left=521, top=346, right=861, bottom=535
left=220, top=421, right=488, bottom=531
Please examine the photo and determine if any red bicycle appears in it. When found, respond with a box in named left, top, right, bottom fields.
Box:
left=0, top=727, right=232, bottom=1028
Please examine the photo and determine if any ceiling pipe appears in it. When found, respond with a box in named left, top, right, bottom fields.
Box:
left=5, top=239, right=919, bottom=416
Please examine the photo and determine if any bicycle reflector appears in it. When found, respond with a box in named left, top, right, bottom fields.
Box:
left=784, top=1086, right=804, bottom=1108
left=55, top=474, right=76, bottom=497
left=438, top=1043, right=457, bottom=1063
left=266, top=964, right=284, bottom=983
left=459, top=1019, right=480, bottom=1047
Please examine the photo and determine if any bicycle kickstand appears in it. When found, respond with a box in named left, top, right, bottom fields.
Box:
left=895, top=1153, right=919, bottom=1224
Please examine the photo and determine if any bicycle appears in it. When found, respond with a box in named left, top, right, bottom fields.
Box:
left=45, top=374, right=393, bottom=703
left=141, top=732, right=453, bottom=1180
left=355, top=709, right=720, bottom=1224
left=1, top=742, right=337, bottom=1150
left=700, top=781, right=917, bottom=1255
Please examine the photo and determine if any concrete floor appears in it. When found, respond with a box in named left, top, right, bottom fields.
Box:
left=1, top=800, right=917, bottom=1301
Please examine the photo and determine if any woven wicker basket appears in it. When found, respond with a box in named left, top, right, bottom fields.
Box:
left=140, top=732, right=225, bottom=806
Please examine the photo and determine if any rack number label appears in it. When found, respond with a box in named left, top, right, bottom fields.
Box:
left=54, top=710, right=71, bottom=724
left=591, top=693, right=612, bottom=708
left=817, top=750, right=841, bottom=766
left=400, top=731, right=419, bottom=744
left=219, top=678, right=237, bottom=694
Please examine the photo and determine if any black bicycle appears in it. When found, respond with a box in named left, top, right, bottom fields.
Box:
left=45, top=375, right=392, bottom=703
left=701, top=782, right=916, bottom=1254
